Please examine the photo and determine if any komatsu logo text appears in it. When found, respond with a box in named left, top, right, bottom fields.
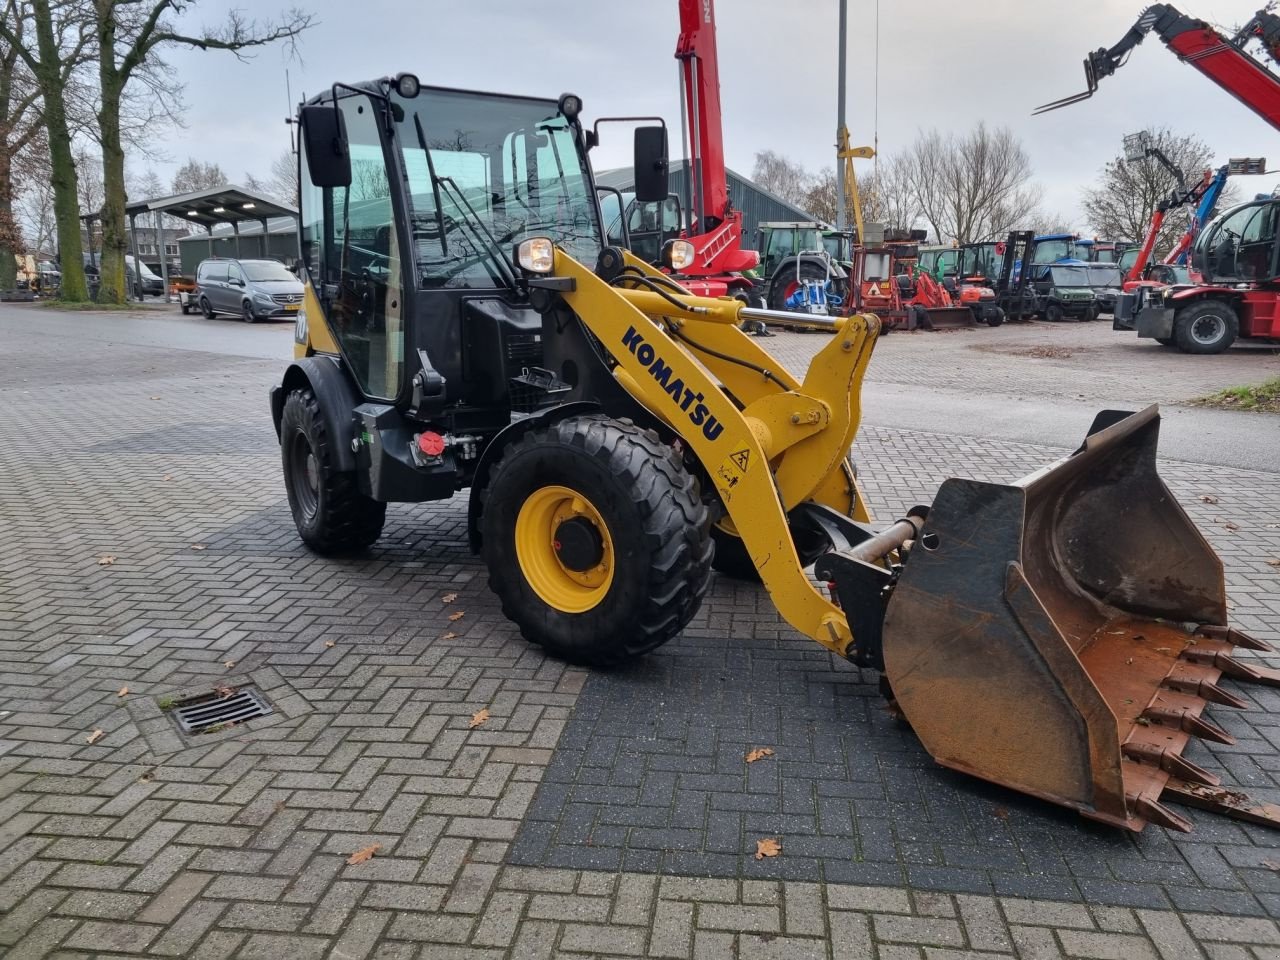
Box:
left=620, top=325, right=724, bottom=442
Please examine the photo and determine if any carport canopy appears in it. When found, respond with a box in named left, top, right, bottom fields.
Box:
left=82, top=184, right=298, bottom=301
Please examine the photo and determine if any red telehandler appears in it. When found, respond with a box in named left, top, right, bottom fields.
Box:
left=664, top=0, right=759, bottom=302
left=1039, top=4, right=1280, bottom=352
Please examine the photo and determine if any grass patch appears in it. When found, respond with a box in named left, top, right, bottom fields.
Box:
left=1195, top=377, right=1280, bottom=413
left=38, top=299, right=141, bottom=311
left=157, top=696, right=177, bottom=711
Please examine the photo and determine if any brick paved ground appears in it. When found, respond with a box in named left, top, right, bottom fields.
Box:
left=1, top=306, right=1279, bottom=958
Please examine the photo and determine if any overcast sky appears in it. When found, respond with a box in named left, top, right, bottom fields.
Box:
left=151, top=0, right=1278, bottom=232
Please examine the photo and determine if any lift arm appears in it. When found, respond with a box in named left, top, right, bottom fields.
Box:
left=674, top=0, right=758, bottom=276
left=1035, top=4, right=1280, bottom=132
left=1164, top=165, right=1230, bottom=265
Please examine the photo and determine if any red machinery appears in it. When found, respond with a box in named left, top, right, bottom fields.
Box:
left=669, top=0, right=759, bottom=299
left=1041, top=5, right=1280, bottom=352
left=1035, top=4, right=1280, bottom=130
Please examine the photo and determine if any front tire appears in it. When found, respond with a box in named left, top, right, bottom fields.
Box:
left=1045, top=304, right=1064, bottom=323
left=280, top=388, right=385, bottom=555
left=1174, top=299, right=1238, bottom=354
left=242, top=301, right=257, bottom=324
left=480, top=415, right=713, bottom=666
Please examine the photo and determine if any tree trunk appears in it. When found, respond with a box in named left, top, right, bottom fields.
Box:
left=95, top=2, right=128, bottom=304
left=31, top=0, right=86, bottom=301
left=0, top=147, right=17, bottom=292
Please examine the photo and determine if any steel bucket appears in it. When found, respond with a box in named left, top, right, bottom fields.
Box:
left=882, top=405, right=1273, bottom=831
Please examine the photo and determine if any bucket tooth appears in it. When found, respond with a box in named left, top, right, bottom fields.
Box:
left=1162, top=663, right=1250, bottom=709
left=1123, top=740, right=1221, bottom=786
left=1133, top=794, right=1195, bottom=833
left=1164, top=778, right=1280, bottom=829
left=1185, top=649, right=1280, bottom=687
left=1199, top=625, right=1274, bottom=653
left=1143, top=706, right=1235, bottom=744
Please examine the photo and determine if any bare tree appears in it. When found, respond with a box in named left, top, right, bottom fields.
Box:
left=268, top=148, right=297, bottom=206
left=898, top=123, right=1040, bottom=244
left=1081, top=127, right=1236, bottom=258
left=171, top=156, right=227, bottom=193
left=803, top=168, right=837, bottom=224
left=860, top=156, right=923, bottom=236
left=751, top=150, right=812, bottom=208
left=0, top=0, right=95, bottom=298
left=15, top=152, right=56, bottom=255
left=91, top=1, right=314, bottom=303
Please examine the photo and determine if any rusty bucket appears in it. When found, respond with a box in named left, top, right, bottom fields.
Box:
left=882, top=405, right=1277, bottom=831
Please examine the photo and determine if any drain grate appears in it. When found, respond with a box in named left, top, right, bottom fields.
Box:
left=173, top=687, right=273, bottom=734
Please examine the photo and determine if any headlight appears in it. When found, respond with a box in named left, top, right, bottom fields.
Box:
left=254, top=291, right=274, bottom=303
left=663, top=239, right=695, bottom=272
left=294, top=309, right=308, bottom=344
left=517, top=237, right=555, bottom=274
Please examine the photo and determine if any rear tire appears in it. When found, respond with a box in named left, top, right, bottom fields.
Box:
left=480, top=414, right=713, bottom=666
left=200, top=296, right=215, bottom=319
left=280, top=388, right=385, bottom=555
left=1173, top=299, right=1238, bottom=354
left=768, top=259, right=829, bottom=313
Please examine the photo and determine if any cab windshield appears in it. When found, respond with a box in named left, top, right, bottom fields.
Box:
left=394, top=89, right=602, bottom=287
left=1086, top=264, right=1122, bottom=287
left=1032, top=239, right=1074, bottom=264
left=1049, top=265, right=1090, bottom=287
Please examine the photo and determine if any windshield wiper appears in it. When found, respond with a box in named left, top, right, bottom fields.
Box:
left=434, top=175, right=518, bottom=288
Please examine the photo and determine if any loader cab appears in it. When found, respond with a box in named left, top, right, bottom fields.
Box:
left=296, top=78, right=612, bottom=418
left=598, top=191, right=684, bottom=265
left=1192, top=198, right=1280, bottom=283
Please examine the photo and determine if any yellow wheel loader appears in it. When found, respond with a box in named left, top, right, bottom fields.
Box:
left=272, top=73, right=1280, bottom=833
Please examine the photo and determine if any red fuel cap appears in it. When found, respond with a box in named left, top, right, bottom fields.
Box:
left=417, top=431, right=446, bottom=456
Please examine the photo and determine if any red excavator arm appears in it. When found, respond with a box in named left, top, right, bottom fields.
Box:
left=1035, top=4, right=1280, bottom=132
left=674, top=0, right=758, bottom=277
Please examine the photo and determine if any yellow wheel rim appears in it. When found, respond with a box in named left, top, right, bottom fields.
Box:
left=514, top=485, right=615, bottom=613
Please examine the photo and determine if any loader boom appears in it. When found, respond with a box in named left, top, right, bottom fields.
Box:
left=1035, top=4, right=1280, bottom=132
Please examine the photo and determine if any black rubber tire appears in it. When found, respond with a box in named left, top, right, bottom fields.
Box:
left=768, top=259, right=829, bottom=313
left=986, top=308, right=1005, bottom=327
left=280, top=388, right=385, bottom=555
left=1085, top=304, right=1100, bottom=322
left=1155, top=337, right=1175, bottom=347
left=242, top=301, right=257, bottom=324
left=200, top=296, right=215, bottom=319
left=1173, top=299, right=1238, bottom=354
left=1045, top=304, right=1064, bottom=323
left=711, top=520, right=828, bottom=581
left=480, top=414, right=712, bottom=666
left=180, top=304, right=190, bottom=315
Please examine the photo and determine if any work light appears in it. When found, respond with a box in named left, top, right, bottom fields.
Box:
left=517, top=238, right=555, bottom=274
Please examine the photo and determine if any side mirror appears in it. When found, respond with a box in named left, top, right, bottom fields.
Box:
left=633, top=126, right=669, bottom=204
left=301, top=103, right=351, bottom=188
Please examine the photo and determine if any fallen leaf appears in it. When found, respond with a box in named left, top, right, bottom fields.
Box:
left=1200, top=494, right=1220, bottom=504
left=1267, top=558, right=1280, bottom=568
left=97, top=555, right=116, bottom=566
left=1263, top=858, right=1280, bottom=871
left=224, top=661, right=235, bottom=669
left=993, top=806, right=1010, bottom=821
left=273, top=800, right=287, bottom=814
left=469, top=708, right=490, bottom=729
left=191, top=544, right=206, bottom=551
left=162, top=475, right=173, bottom=482
left=745, top=747, right=775, bottom=764
left=117, top=687, right=129, bottom=697
left=324, top=640, right=335, bottom=648
left=1223, top=520, right=1240, bottom=532
left=442, top=593, right=458, bottom=604
left=86, top=729, right=104, bottom=744
left=139, top=770, right=154, bottom=782
left=346, top=843, right=381, bottom=865
left=754, top=838, right=781, bottom=860
left=214, top=684, right=235, bottom=698
left=448, top=611, right=465, bottom=622
left=440, top=631, right=458, bottom=640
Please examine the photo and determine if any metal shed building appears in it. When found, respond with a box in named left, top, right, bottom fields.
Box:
left=594, top=159, right=821, bottom=251
left=176, top=216, right=300, bottom=274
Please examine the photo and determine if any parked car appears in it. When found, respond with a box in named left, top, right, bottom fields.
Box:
left=81, top=255, right=164, bottom=297
left=195, top=258, right=304, bottom=323
left=1084, top=263, right=1123, bottom=317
